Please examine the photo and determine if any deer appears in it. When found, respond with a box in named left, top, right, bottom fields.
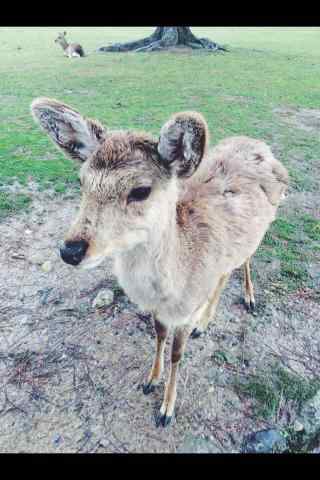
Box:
left=54, top=31, right=85, bottom=58
left=30, top=97, right=289, bottom=427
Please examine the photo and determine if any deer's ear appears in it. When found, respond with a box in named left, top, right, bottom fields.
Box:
left=31, top=97, right=106, bottom=163
left=158, top=112, right=209, bottom=178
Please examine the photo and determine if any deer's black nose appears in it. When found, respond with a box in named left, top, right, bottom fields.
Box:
left=60, top=240, right=88, bottom=266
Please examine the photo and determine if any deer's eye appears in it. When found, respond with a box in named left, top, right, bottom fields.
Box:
left=127, top=186, right=151, bottom=204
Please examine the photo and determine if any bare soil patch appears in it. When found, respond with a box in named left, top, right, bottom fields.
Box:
left=0, top=94, right=18, bottom=105
left=222, top=95, right=255, bottom=104
left=0, top=188, right=319, bottom=452
left=274, top=106, right=320, bottom=134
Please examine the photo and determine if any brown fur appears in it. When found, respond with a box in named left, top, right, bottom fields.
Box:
left=31, top=97, right=289, bottom=427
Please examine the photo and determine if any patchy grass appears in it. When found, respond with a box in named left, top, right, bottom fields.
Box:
left=1, top=27, right=320, bottom=453
left=257, top=212, right=320, bottom=293
left=1, top=27, right=320, bottom=192
left=0, top=27, right=319, bottom=298
left=236, top=365, right=320, bottom=420
left=0, top=191, right=32, bottom=220
left=301, top=214, right=320, bottom=241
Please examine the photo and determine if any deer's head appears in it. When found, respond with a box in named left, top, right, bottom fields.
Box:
left=31, top=98, right=208, bottom=269
left=54, top=31, right=67, bottom=45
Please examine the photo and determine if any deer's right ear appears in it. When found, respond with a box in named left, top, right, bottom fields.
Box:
left=31, top=97, right=106, bottom=163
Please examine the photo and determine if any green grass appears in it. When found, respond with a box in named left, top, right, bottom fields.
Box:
left=236, top=365, right=320, bottom=420
left=1, top=27, right=320, bottom=191
left=0, top=27, right=319, bottom=296
left=0, top=191, right=32, bottom=219
left=301, top=214, right=320, bottom=241
left=257, top=212, right=320, bottom=292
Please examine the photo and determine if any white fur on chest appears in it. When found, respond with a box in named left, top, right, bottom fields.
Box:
left=113, top=247, right=192, bottom=326
left=113, top=247, right=167, bottom=310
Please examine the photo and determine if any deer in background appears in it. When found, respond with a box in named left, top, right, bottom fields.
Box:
left=55, top=31, right=85, bottom=58
left=31, top=98, right=288, bottom=427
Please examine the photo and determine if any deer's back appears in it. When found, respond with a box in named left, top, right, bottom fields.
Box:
left=178, top=136, right=288, bottom=274
left=67, top=43, right=85, bottom=56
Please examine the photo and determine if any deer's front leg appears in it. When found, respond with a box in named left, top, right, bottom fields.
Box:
left=155, top=324, right=192, bottom=427
left=143, top=317, right=168, bottom=395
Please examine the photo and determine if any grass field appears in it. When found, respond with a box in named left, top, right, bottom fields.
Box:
left=1, top=27, right=319, bottom=294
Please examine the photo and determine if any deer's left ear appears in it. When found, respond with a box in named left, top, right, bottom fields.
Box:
left=31, top=97, right=106, bottom=163
left=158, top=112, right=209, bottom=178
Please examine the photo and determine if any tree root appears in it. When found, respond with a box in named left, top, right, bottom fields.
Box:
left=98, top=27, right=228, bottom=53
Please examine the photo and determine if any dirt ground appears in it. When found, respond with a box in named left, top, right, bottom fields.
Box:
left=0, top=183, right=319, bottom=453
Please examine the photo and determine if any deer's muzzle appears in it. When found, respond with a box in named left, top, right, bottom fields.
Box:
left=60, top=240, right=89, bottom=266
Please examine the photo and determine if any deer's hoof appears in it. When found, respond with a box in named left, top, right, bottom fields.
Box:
left=243, top=298, right=256, bottom=314
left=191, top=327, right=203, bottom=339
left=142, top=382, right=156, bottom=395
left=155, top=412, right=172, bottom=428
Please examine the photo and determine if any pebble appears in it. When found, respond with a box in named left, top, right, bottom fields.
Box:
left=41, top=261, right=53, bottom=272
left=29, top=253, right=44, bottom=265
left=53, top=434, right=62, bottom=445
left=242, top=429, right=288, bottom=453
left=92, top=289, right=114, bottom=309
left=293, top=420, right=304, bottom=432
left=11, top=253, right=25, bottom=260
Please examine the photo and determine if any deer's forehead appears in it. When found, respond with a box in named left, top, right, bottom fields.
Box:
left=90, top=133, right=159, bottom=169
left=79, top=133, right=165, bottom=198
left=80, top=163, right=155, bottom=200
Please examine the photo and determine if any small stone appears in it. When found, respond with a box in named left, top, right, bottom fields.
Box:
left=242, top=429, right=288, bottom=453
left=53, top=434, right=62, bottom=445
left=25, top=229, right=32, bottom=235
left=41, top=261, right=52, bottom=272
left=99, top=437, right=109, bottom=448
left=29, top=253, right=44, bottom=265
left=92, top=289, right=114, bottom=309
left=242, top=359, right=250, bottom=368
left=293, top=420, right=304, bottom=432
left=11, top=253, right=25, bottom=260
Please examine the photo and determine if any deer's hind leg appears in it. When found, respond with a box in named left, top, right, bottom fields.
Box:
left=243, top=258, right=255, bottom=312
left=143, top=316, right=168, bottom=395
left=191, top=273, right=230, bottom=338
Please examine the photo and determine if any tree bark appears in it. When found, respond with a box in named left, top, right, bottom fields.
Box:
left=98, top=27, right=227, bottom=53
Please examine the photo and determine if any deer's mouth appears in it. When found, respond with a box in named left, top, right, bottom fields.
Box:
left=75, top=243, right=120, bottom=270
left=78, top=255, right=106, bottom=270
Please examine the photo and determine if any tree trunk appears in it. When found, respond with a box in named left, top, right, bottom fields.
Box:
left=98, top=27, right=227, bottom=53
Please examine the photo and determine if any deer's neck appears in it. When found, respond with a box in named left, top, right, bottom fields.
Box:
left=113, top=180, right=181, bottom=310
left=146, top=179, right=180, bottom=272
left=59, top=39, right=69, bottom=50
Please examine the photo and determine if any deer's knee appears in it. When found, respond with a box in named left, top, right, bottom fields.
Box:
left=171, top=333, right=184, bottom=364
left=154, top=319, right=168, bottom=341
